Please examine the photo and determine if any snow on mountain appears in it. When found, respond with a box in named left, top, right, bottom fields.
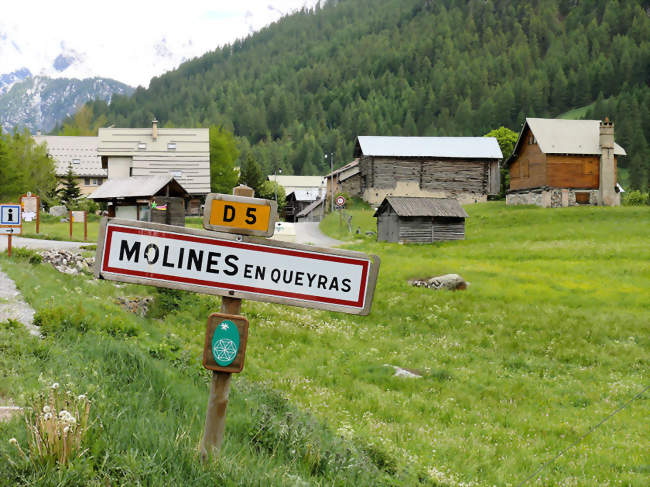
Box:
left=0, top=68, right=32, bottom=95
left=0, top=76, right=134, bottom=133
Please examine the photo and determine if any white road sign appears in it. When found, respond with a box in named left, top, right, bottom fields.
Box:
left=95, top=219, right=379, bottom=315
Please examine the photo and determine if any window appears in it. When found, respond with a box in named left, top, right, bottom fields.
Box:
left=167, top=142, right=177, bottom=150
left=137, top=142, right=147, bottom=150
left=170, top=171, right=182, bottom=178
left=72, top=158, right=81, bottom=164
left=84, top=178, right=90, bottom=185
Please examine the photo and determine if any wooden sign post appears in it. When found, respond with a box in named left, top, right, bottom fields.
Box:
left=93, top=184, right=380, bottom=461
left=70, top=210, right=87, bottom=241
left=20, top=193, right=40, bottom=234
left=1, top=204, right=22, bottom=257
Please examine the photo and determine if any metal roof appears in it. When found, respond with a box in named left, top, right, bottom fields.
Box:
left=525, top=118, right=626, bottom=156
left=374, top=196, right=468, bottom=218
left=33, top=135, right=105, bottom=177
left=88, top=176, right=188, bottom=200
left=288, top=189, right=322, bottom=202
left=355, top=136, right=503, bottom=159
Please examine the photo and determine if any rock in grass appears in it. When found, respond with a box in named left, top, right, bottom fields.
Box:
left=409, top=273, right=468, bottom=291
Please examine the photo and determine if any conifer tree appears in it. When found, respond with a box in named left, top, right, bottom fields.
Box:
left=58, top=164, right=82, bottom=208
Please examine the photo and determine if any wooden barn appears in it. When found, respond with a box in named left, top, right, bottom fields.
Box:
left=354, top=136, right=502, bottom=205
left=374, top=196, right=468, bottom=243
left=325, top=159, right=361, bottom=200
left=505, top=118, right=626, bottom=207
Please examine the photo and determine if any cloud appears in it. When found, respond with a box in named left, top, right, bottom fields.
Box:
left=0, top=0, right=318, bottom=87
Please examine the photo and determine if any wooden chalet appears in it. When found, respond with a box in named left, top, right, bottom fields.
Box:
left=505, top=118, right=626, bottom=207
left=354, top=136, right=502, bottom=205
left=284, top=189, right=323, bottom=222
left=374, top=196, right=468, bottom=243
left=89, top=175, right=188, bottom=226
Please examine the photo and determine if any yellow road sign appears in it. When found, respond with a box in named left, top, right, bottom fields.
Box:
left=203, top=193, right=277, bottom=237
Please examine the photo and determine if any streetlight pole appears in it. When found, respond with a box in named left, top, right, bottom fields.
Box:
left=325, top=152, right=334, bottom=213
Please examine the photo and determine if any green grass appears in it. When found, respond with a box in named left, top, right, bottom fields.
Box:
left=20, top=215, right=202, bottom=242
left=2, top=202, right=649, bottom=485
left=20, top=214, right=101, bottom=242
left=558, top=103, right=595, bottom=120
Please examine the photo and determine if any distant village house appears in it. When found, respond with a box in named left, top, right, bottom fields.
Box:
left=354, top=136, right=502, bottom=205
left=505, top=118, right=626, bottom=207
left=33, top=135, right=106, bottom=196
left=95, top=121, right=209, bottom=215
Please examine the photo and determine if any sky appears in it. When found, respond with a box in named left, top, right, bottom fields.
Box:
left=0, top=0, right=318, bottom=87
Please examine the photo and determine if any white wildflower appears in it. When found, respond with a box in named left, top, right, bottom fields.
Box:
left=9, top=438, right=18, bottom=445
left=51, top=382, right=59, bottom=389
left=42, top=405, right=51, bottom=413
left=43, top=412, right=53, bottom=421
left=63, top=426, right=70, bottom=434
left=77, top=394, right=86, bottom=401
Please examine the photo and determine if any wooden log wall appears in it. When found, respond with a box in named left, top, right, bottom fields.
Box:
left=433, top=218, right=465, bottom=241
left=398, top=217, right=434, bottom=243
left=360, top=156, right=489, bottom=195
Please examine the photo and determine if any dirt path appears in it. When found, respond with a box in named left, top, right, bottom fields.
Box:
left=0, top=267, right=39, bottom=337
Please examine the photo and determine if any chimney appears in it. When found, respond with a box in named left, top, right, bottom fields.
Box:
left=598, top=117, right=618, bottom=206
left=152, top=119, right=158, bottom=141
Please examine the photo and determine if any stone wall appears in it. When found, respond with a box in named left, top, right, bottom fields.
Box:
left=506, top=188, right=611, bottom=208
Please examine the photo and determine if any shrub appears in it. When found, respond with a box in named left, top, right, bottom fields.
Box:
left=3, top=247, right=42, bottom=264
left=622, top=190, right=649, bottom=206
left=34, top=304, right=139, bottom=337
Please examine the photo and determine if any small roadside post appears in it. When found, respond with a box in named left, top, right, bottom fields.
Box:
left=70, top=210, right=87, bottom=241
left=94, top=184, right=380, bottom=462
left=1, top=204, right=22, bottom=257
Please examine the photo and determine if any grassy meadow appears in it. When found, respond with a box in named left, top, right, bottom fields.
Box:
left=20, top=214, right=101, bottom=242
left=1, top=202, right=648, bottom=485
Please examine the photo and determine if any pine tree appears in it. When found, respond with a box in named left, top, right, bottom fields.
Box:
left=58, top=164, right=82, bottom=208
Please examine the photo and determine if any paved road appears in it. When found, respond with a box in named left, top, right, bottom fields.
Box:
left=293, top=222, right=342, bottom=247
left=0, top=236, right=85, bottom=252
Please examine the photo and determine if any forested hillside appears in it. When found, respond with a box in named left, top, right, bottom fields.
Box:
left=60, top=0, right=649, bottom=189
